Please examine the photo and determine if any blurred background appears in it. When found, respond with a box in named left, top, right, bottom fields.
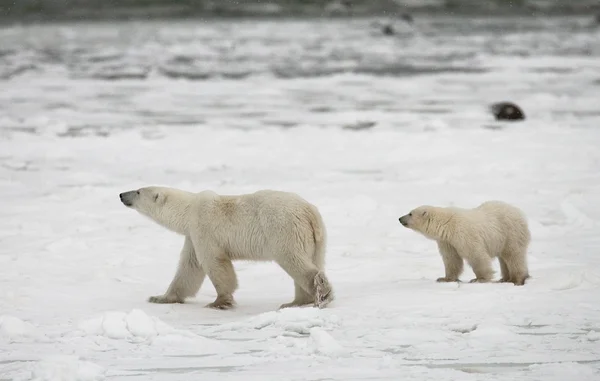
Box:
left=1, top=0, right=599, bottom=136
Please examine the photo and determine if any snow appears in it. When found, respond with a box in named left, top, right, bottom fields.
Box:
left=28, top=356, right=106, bottom=381
left=0, top=316, right=38, bottom=342
left=1, top=15, right=600, bottom=381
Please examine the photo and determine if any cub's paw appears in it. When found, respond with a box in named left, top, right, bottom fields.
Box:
left=469, top=278, right=491, bottom=284
left=148, top=294, right=183, bottom=304
left=436, top=277, right=459, bottom=283
left=511, top=276, right=529, bottom=286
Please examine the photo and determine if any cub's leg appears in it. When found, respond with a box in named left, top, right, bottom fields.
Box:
left=148, top=236, right=206, bottom=304
left=497, top=257, right=511, bottom=283
left=501, top=248, right=530, bottom=286
left=436, top=241, right=464, bottom=282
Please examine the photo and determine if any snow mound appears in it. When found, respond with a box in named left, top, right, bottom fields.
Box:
left=266, top=326, right=348, bottom=358
left=0, top=315, right=38, bottom=342
left=548, top=269, right=600, bottom=291
left=308, top=327, right=347, bottom=356
left=560, top=198, right=597, bottom=230
left=77, top=309, right=195, bottom=342
left=586, top=331, right=600, bottom=342
left=216, top=307, right=342, bottom=335
left=29, top=356, right=105, bottom=381
left=74, top=309, right=231, bottom=355
left=466, top=320, right=524, bottom=350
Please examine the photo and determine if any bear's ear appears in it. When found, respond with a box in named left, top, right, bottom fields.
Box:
left=153, top=192, right=167, bottom=204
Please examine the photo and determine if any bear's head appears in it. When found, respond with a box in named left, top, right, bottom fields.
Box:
left=119, top=186, right=192, bottom=234
left=120, top=186, right=169, bottom=210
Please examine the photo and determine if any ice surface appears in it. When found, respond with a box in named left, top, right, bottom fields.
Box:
left=1, top=15, right=600, bottom=381
left=27, top=356, right=106, bottom=381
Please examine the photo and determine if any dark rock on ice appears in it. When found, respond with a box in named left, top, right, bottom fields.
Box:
left=490, top=102, right=525, bottom=121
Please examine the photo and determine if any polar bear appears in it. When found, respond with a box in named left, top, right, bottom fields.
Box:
left=398, top=200, right=531, bottom=285
left=119, top=186, right=334, bottom=310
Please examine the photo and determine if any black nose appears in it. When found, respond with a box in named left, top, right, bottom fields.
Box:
left=119, top=193, right=124, bottom=200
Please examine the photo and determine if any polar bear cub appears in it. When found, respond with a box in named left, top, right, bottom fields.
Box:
left=119, top=186, right=334, bottom=310
left=399, top=200, right=531, bottom=285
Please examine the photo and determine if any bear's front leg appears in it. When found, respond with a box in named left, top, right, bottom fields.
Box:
left=436, top=241, right=463, bottom=282
left=148, top=236, right=206, bottom=304
left=202, top=256, right=238, bottom=310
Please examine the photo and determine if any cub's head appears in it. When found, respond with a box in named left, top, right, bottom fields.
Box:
left=119, top=186, right=168, bottom=214
left=399, top=205, right=432, bottom=232
left=399, top=205, right=451, bottom=241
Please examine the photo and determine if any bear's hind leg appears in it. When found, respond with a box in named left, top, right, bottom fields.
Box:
left=313, top=271, right=334, bottom=309
left=203, top=256, right=239, bottom=310
left=149, top=236, right=206, bottom=304
left=276, top=257, right=333, bottom=309
left=436, top=241, right=464, bottom=282
left=279, top=282, right=314, bottom=309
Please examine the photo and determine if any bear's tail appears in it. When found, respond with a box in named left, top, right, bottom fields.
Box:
left=307, top=204, right=327, bottom=270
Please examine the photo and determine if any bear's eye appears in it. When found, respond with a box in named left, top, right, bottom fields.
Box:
left=422, top=211, right=427, bottom=216
left=408, top=213, right=412, bottom=217
left=153, top=193, right=159, bottom=202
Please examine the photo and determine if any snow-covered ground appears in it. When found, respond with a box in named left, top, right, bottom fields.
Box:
left=1, top=16, right=600, bottom=381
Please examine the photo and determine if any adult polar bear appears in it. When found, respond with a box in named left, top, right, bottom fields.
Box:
left=119, top=186, right=334, bottom=310
left=399, top=200, right=531, bottom=286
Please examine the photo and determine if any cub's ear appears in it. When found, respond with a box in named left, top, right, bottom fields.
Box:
left=422, top=210, right=427, bottom=216
left=153, top=193, right=159, bottom=202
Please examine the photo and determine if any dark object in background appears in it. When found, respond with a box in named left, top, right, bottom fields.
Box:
left=490, top=102, right=526, bottom=121
left=382, top=24, right=395, bottom=35
left=400, top=13, right=413, bottom=23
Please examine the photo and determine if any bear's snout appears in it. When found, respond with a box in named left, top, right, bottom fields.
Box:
left=119, top=190, right=138, bottom=207
left=399, top=215, right=409, bottom=227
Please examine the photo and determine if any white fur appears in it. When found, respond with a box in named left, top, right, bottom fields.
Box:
left=399, top=200, right=531, bottom=285
left=120, top=186, right=334, bottom=309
